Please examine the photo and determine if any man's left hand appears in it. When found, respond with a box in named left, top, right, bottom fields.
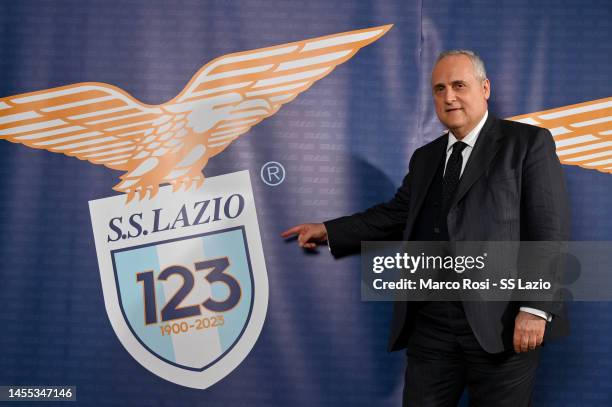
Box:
left=513, top=311, right=546, bottom=353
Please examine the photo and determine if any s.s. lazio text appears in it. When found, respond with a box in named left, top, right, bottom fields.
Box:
left=106, top=194, right=245, bottom=242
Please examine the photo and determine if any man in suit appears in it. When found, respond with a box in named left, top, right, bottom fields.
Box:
left=281, top=50, right=569, bottom=406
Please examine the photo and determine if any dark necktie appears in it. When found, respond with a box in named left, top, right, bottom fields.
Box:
left=442, top=141, right=468, bottom=210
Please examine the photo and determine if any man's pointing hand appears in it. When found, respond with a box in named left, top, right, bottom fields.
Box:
left=281, top=223, right=328, bottom=249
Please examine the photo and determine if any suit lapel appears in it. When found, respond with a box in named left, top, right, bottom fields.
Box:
left=449, top=115, right=502, bottom=209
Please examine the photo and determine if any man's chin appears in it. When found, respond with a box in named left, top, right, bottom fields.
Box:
left=442, top=121, right=466, bottom=132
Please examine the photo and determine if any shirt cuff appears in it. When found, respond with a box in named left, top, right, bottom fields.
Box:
left=520, top=307, right=552, bottom=322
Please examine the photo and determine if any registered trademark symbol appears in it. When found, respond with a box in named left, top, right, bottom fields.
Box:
left=260, top=161, right=286, bottom=186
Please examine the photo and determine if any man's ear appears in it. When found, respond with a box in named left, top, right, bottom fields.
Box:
left=483, top=79, right=491, bottom=100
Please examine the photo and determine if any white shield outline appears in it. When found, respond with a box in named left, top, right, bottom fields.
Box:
left=89, top=171, right=269, bottom=389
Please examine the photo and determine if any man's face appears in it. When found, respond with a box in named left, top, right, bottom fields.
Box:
left=431, top=54, right=490, bottom=139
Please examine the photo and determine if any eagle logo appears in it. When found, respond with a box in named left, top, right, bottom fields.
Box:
left=1, top=26, right=609, bottom=200
left=0, top=25, right=392, bottom=201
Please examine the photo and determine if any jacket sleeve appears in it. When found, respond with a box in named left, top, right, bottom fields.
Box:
left=519, top=127, right=570, bottom=316
left=323, top=150, right=418, bottom=258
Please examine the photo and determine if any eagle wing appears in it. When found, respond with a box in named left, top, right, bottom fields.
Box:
left=0, top=83, right=175, bottom=171
left=510, top=97, right=612, bottom=174
left=163, top=24, right=393, bottom=155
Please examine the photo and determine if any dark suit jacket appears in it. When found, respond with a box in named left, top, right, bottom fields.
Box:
left=324, top=114, right=570, bottom=353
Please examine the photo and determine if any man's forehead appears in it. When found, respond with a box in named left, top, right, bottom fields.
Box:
left=431, top=55, right=478, bottom=83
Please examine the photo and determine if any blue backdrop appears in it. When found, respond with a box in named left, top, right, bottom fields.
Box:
left=0, top=0, right=610, bottom=405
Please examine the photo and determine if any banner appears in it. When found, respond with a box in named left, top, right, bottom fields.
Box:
left=1, top=1, right=610, bottom=405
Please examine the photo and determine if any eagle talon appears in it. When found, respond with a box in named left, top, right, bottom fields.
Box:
left=125, top=189, right=137, bottom=203
left=184, top=178, right=194, bottom=191
left=149, top=184, right=160, bottom=199
left=117, top=182, right=161, bottom=202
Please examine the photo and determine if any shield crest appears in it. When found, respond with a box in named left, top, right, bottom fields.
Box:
left=89, top=171, right=268, bottom=388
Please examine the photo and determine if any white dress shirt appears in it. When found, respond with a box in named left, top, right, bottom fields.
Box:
left=444, top=110, right=488, bottom=176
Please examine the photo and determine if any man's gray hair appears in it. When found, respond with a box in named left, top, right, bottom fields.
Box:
left=436, top=49, right=487, bottom=81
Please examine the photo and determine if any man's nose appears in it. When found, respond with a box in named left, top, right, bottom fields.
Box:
left=444, top=88, right=456, bottom=104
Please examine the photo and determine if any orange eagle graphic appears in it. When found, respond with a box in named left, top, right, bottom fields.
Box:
left=510, top=97, right=612, bottom=174
left=0, top=25, right=392, bottom=201
left=0, top=25, right=609, bottom=201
